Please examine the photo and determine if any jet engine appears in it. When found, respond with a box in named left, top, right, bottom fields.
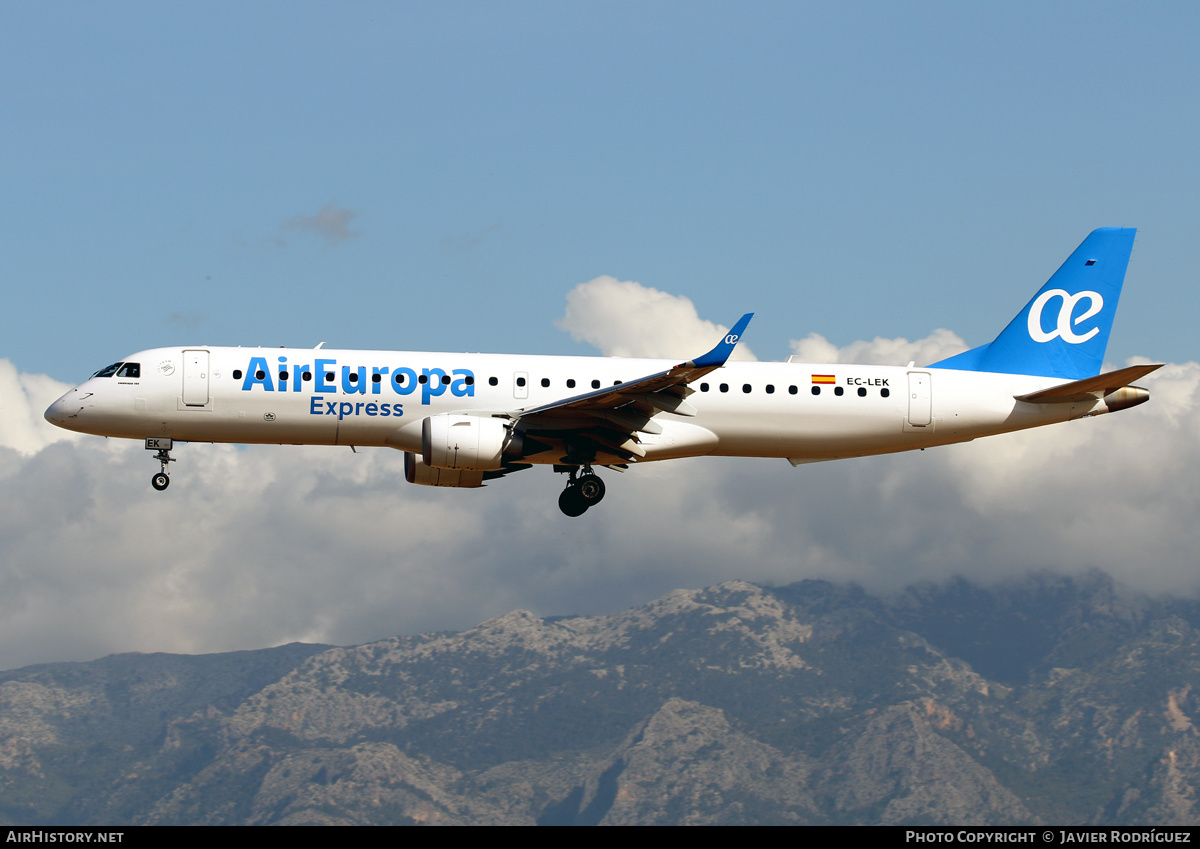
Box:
left=421, top=414, right=512, bottom=471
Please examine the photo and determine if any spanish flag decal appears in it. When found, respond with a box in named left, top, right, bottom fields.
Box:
left=811, top=374, right=836, bottom=384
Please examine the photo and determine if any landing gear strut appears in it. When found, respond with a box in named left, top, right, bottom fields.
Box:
left=146, top=438, right=175, bottom=491
left=558, top=466, right=606, bottom=517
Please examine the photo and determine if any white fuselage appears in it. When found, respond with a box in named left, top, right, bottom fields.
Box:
left=44, top=345, right=1109, bottom=464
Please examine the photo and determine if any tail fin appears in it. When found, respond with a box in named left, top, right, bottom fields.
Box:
left=931, top=228, right=1136, bottom=379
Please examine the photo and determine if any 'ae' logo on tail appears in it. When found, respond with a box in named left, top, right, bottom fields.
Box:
left=1027, top=289, right=1104, bottom=344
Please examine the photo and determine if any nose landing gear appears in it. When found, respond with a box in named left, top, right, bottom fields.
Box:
left=146, top=437, right=175, bottom=491
left=558, top=466, right=606, bottom=517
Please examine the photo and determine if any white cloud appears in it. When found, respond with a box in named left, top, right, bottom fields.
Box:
left=789, top=329, right=968, bottom=367
left=0, top=362, right=81, bottom=455
left=0, top=296, right=1194, bottom=671
left=557, top=276, right=964, bottom=368
left=555, top=276, right=756, bottom=361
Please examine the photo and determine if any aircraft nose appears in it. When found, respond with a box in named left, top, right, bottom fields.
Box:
left=44, top=397, right=66, bottom=426
left=44, top=392, right=78, bottom=428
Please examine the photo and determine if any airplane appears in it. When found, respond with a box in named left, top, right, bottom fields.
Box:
left=45, top=228, right=1161, bottom=517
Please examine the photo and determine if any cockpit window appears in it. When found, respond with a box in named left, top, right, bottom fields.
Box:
left=93, top=362, right=123, bottom=378
left=116, top=363, right=140, bottom=378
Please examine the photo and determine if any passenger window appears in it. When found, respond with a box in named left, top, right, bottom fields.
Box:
left=325, top=372, right=334, bottom=383
left=834, top=386, right=844, bottom=396
left=302, top=371, right=312, bottom=381
left=857, top=387, right=866, bottom=397
left=348, top=372, right=358, bottom=383
left=233, top=369, right=243, bottom=380
left=766, top=384, right=775, bottom=394
left=516, top=377, right=526, bottom=387
left=881, top=388, right=890, bottom=398
left=719, top=383, right=729, bottom=393
left=811, top=386, right=820, bottom=396
left=279, top=371, right=288, bottom=381
left=442, top=374, right=451, bottom=385
left=372, top=373, right=381, bottom=383
left=742, top=384, right=751, bottom=393
left=116, top=363, right=140, bottom=378
left=465, top=376, right=475, bottom=385
left=255, top=370, right=266, bottom=380
left=418, top=374, right=428, bottom=384
left=489, top=377, right=498, bottom=386
left=567, top=379, right=576, bottom=388
left=591, top=379, right=600, bottom=389
left=700, top=383, right=709, bottom=392
left=789, top=385, right=797, bottom=395
left=541, top=378, right=550, bottom=388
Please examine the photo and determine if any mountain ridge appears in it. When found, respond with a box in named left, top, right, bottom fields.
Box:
left=2, top=573, right=1199, bottom=825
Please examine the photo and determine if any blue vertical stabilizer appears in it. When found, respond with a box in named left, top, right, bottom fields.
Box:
left=931, top=228, right=1136, bottom=379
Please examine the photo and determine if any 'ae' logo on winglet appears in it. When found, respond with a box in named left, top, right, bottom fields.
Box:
left=1027, top=289, right=1104, bottom=344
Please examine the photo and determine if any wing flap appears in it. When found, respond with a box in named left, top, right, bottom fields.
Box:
left=625, top=392, right=698, bottom=417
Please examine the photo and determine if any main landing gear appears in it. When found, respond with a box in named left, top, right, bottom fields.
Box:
left=146, top=438, right=175, bottom=491
left=558, top=466, right=606, bottom=517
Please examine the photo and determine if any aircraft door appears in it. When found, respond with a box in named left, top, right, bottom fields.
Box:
left=907, top=371, right=931, bottom=427
left=513, top=371, right=529, bottom=400
left=182, top=350, right=210, bottom=407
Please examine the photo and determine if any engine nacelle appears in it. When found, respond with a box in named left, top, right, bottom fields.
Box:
left=421, top=414, right=510, bottom=471
left=404, top=452, right=485, bottom=487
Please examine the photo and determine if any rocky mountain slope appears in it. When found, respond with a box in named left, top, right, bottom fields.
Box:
left=2, top=573, right=1199, bottom=825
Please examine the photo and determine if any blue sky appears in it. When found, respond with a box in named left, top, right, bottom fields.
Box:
left=4, top=2, right=1198, bottom=381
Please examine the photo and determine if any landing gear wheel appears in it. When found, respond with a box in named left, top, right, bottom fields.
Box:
left=558, top=487, right=588, bottom=517
left=150, top=445, right=176, bottom=490
left=576, top=473, right=606, bottom=506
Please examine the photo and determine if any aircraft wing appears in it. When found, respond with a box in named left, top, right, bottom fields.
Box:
left=510, top=313, right=753, bottom=463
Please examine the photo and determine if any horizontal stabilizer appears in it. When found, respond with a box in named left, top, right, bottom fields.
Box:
left=1014, top=363, right=1163, bottom=403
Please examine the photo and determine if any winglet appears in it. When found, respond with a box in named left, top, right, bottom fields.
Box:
left=690, top=313, right=754, bottom=369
